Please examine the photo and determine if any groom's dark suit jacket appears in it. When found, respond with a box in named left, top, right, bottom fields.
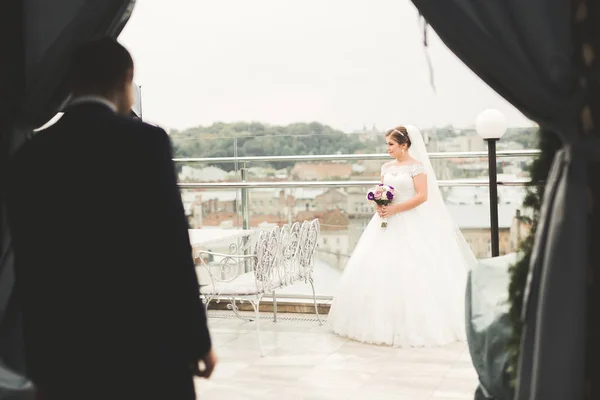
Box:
left=6, top=102, right=210, bottom=398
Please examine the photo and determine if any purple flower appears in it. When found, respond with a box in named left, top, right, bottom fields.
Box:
left=389, top=186, right=394, bottom=190
left=386, top=191, right=393, bottom=200
left=367, top=192, right=375, bottom=200
left=378, top=183, right=384, bottom=186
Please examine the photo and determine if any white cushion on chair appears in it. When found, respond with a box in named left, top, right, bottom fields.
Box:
left=200, top=271, right=276, bottom=296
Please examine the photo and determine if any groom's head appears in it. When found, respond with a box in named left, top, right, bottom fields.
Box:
left=68, top=37, right=135, bottom=115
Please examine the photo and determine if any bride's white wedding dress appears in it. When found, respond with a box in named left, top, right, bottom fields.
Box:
left=328, top=126, right=477, bottom=347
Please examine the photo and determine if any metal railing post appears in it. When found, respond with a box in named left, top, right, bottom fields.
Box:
left=241, top=163, right=251, bottom=272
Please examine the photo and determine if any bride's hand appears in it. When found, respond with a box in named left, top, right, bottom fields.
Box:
left=380, top=205, right=389, bottom=218
left=380, top=205, right=397, bottom=218
left=375, top=204, right=383, bottom=217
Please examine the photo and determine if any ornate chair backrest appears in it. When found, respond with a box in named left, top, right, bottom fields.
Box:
left=277, top=222, right=302, bottom=286
left=252, top=226, right=281, bottom=293
left=298, top=219, right=320, bottom=282
left=197, top=220, right=320, bottom=300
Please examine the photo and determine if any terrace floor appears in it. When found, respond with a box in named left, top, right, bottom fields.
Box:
left=194, top=311, right=479, bottom=399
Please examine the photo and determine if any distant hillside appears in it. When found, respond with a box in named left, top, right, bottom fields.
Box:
left=502, top=126, right=539, bottom=149
left=426, top=126, right=539, bottom=149
left=169, top=122, right=383, bottom=170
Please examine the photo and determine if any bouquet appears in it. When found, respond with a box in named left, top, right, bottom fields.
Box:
left=367, top=184, right=396, bottom=228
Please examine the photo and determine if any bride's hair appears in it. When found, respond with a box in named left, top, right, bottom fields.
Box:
left=385, top=126, right=411, bottom=148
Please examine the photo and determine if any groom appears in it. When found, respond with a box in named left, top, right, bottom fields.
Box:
left=6, top=37, right=215, bottom=399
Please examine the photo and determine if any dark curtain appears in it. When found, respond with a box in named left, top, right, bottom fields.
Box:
left=410, top=1, right=597, bottom=399
left=0, top=1, right=136, bottom=398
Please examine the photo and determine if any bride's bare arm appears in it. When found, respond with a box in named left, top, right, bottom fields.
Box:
left=394, top=174, right=428, bottom=212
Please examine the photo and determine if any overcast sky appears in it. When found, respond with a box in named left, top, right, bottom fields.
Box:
left=119, top=0, right=533, bottom=132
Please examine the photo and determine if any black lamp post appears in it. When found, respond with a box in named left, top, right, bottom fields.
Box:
left=476, top=109, right=507, bottom=258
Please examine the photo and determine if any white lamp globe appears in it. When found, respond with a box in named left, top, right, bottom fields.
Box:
left=476, top=109, right=507, bottom=140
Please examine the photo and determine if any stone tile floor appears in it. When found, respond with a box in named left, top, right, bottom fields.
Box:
left=194, top=312, right=478, bottom=399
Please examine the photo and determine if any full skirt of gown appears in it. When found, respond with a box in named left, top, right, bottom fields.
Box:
left=328, top=205, right=469, bottom=347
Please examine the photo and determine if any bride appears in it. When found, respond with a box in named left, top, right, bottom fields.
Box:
left=328, top=125, right=477, bottom=347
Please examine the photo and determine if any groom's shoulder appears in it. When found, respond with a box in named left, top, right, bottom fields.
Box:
left=111, top=114, right=169, bottom=146
left=112, top=113, right=165, bottom=136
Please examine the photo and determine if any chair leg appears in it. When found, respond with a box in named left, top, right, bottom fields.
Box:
left=227, top=298, right=252, bottom=322
left=310, top=279, right=323, bottom=325
left=273, top=290, right=278, bottom=323
left=202, top=296, right=213, bottom=312
left=250, top=297, right=264, bottom=356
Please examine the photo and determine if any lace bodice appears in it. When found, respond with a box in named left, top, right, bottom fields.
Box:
left=381, top=163, right=426, bottom=203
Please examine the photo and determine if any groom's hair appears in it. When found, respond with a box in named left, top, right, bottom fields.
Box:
left=385, top=126, right=411, bottom=147
left=68, top=37, right=134, bottom=95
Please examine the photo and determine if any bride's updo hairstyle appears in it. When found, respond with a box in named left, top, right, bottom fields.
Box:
left=385, top=126, right=411, bottom=148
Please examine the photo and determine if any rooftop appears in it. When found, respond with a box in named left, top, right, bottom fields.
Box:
left=195, top=312, right=478, bottom=399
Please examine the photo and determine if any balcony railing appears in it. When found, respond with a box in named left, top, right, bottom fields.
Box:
left=175, top=149, right=539, bottom=189
left=174, top=149, right=540, bottom=164
left=176, top=149, right=540, bottom=300
left=178, top=179, right=533, bottom=189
